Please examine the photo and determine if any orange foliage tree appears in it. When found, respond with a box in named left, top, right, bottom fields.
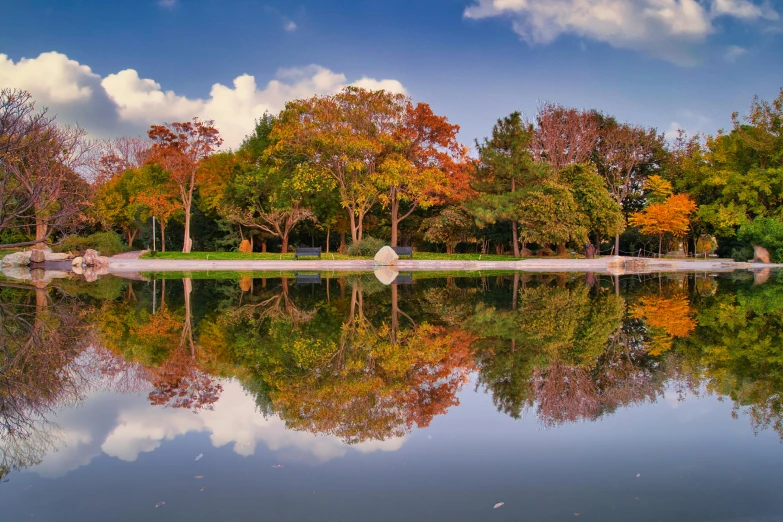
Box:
left=147, top=118, right=222, bottom=253
left=629, top=193, right=697, bottom=256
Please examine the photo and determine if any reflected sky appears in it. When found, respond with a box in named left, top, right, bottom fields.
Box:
left=2, top=272, right=783, bottom=521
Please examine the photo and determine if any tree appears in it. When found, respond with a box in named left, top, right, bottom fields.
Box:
left=629, top=192, right=697, bottom=256
left=534, top=102, right=600, bottom=170
left=594, top=120, right=664, bottom=255
left=517, top=179, right=586, bottom=255
left=147, top=118, right=223, bottom=253
left=93, top=169, right=143, bottom=247
left=130, top=165, right=181, bottom=251
left=420, top=206, right=476, bottom=254
left=559, top=164, right=626, bottom=250
left=379, top=102, right=469, bottom=246
left=271, top=87, right=404, bottom=244
left=3, top=122, right=94, bottom=245
left=472, top=112, right=540, bottom=257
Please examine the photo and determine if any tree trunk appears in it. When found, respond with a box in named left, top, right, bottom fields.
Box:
left=348, top=209, right=359, bottom=244
left=35, top=217, right=47, bottom=242
left=391, top=197, right=399, bottom=247
left=182, top=201, right=193, bottom=253
left=160, top=221, right=166, bottom=252
left=261, top=241, right=267, bottom=253
left=512, top=272, right=519, bottom=310
left=557, top=243, right=567, bottom=256
left=326, top=227, right=331, bottom=254
left=659, top=234, right=663, bottom=258
left=128, top=229, right=138, bottom=249
left=511, top=221, right=520, bottom=258
left=594, top=233, right=601, bottom=253
left=281, top=234, right=289, bottom=254
left=339, top=232, right=346, bottom=252
left=615, top=234, right=620, bottom=256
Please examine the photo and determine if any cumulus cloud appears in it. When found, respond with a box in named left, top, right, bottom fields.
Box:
left=0, top=52, right=406, bottom=147
left=463, top=0, right=779, bottom=64
left=30, top=380, right=405, bottom=478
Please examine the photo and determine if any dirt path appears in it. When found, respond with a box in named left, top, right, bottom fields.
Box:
left=110, top=250, right=146, bottom=260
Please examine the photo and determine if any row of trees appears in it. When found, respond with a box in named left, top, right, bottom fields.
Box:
left=1, top=87, right=781, bottom=257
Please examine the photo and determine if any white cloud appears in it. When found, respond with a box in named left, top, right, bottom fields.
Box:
left=158, top=0, right=177, bottom=9
left=0, top=52, right=406, bottom=148
left=284, top=20, right=298, bottom=32
left=724, top=44, right=748, bottom=61
left=30, top=379, right=405, bottom=478
left=463, top=0, right=779, bottom=64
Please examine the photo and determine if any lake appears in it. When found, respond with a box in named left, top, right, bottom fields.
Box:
left=1, top=270, right=783, bottom=521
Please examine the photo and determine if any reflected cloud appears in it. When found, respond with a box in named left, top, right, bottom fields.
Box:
left=29, top=380, right=406, bottom=478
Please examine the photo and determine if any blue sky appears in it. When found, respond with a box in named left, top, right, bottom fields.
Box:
left=1, top=0, right=781, bottom=148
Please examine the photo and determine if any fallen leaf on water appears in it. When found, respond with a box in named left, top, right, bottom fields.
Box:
left=200, top=487, right=207, bottom=492
left=194, top=454, right=203, bottom=461
left=195, top=476, right=203, bottom=479
left=493, top=502, right=504, bottom=509
left=271, top=464, right=284, bottom=469
left=155, top=502, right=165, bottom=508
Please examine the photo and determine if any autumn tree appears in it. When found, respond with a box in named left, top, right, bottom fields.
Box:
left=130, top=165, right=181, bottom=251
left=629, top=178, right=698, bottom=256
left=534, top=102, right=600, bottom=170
left=147, top=118, right=222, bottom=253
left=380, top=102, right=470, bottom=246
left=420, top=206, right=476, bottom=254
left=594, top=119, right=664, bottom=254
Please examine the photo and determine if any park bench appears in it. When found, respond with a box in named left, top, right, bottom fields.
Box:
left=392, top=246, right=413, bottom=259
left=294, top=247, right=321, bottom=260
left=295, top=272, right=322, bottom=284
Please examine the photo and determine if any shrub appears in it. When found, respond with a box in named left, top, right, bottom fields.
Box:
left=737, top=217, right=783, bottom=263
left=55, top=231, right=127, bottom=257
left=346, top=236, right=386, bottom=257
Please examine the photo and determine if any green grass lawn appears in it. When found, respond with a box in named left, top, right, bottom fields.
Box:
left=140, top=251, right=524, bottom=261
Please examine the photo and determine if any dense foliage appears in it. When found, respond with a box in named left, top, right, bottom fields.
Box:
left=2, top=86, right=782, bottom=258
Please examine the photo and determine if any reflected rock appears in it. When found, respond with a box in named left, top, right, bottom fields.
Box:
left=2, top=264, right=32, bottom=281
left=374, top=266, right=399, bottom=285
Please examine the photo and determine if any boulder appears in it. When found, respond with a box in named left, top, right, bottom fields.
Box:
left=374, top=266, right=400, bottom=285
left=520, top=248, right=533, bottom=257
left=83, top=249, right=100, bottom=266
left=43, top=252, right=73, bottom=262
left=238, top=239, right=252, bottom=253
left=373, top=246, right=399, bottom=267
left=2, top=251, right=32, bottom=267
left=30, top=249, right=47, bottom=263
left=753, top=245, right=771, bottom=264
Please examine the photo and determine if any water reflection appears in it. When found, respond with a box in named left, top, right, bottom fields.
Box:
left=3, top=270, right=783, bottom=483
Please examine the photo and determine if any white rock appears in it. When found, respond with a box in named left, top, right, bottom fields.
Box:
left=1, top=251, right=32, bottom=267
left=373, top=246, right=399, bottom=267
left=43, top=252, right=73, bottom=262
left=374, top=266, right=400, bottom=285
left=72, top=256, right=84, bottom=267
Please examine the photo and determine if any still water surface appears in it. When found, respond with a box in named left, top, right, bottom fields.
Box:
left=1, top=271, right=783, bottom=521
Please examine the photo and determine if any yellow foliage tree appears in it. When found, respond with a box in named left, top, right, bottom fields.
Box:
left=629, top=193, right=697, bottom=256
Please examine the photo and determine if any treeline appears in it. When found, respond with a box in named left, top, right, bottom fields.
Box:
left=1, top=86, right=782, bottom=259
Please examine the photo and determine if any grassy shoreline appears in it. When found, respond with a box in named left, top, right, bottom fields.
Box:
left=139, top=251, right=527, bottom=262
